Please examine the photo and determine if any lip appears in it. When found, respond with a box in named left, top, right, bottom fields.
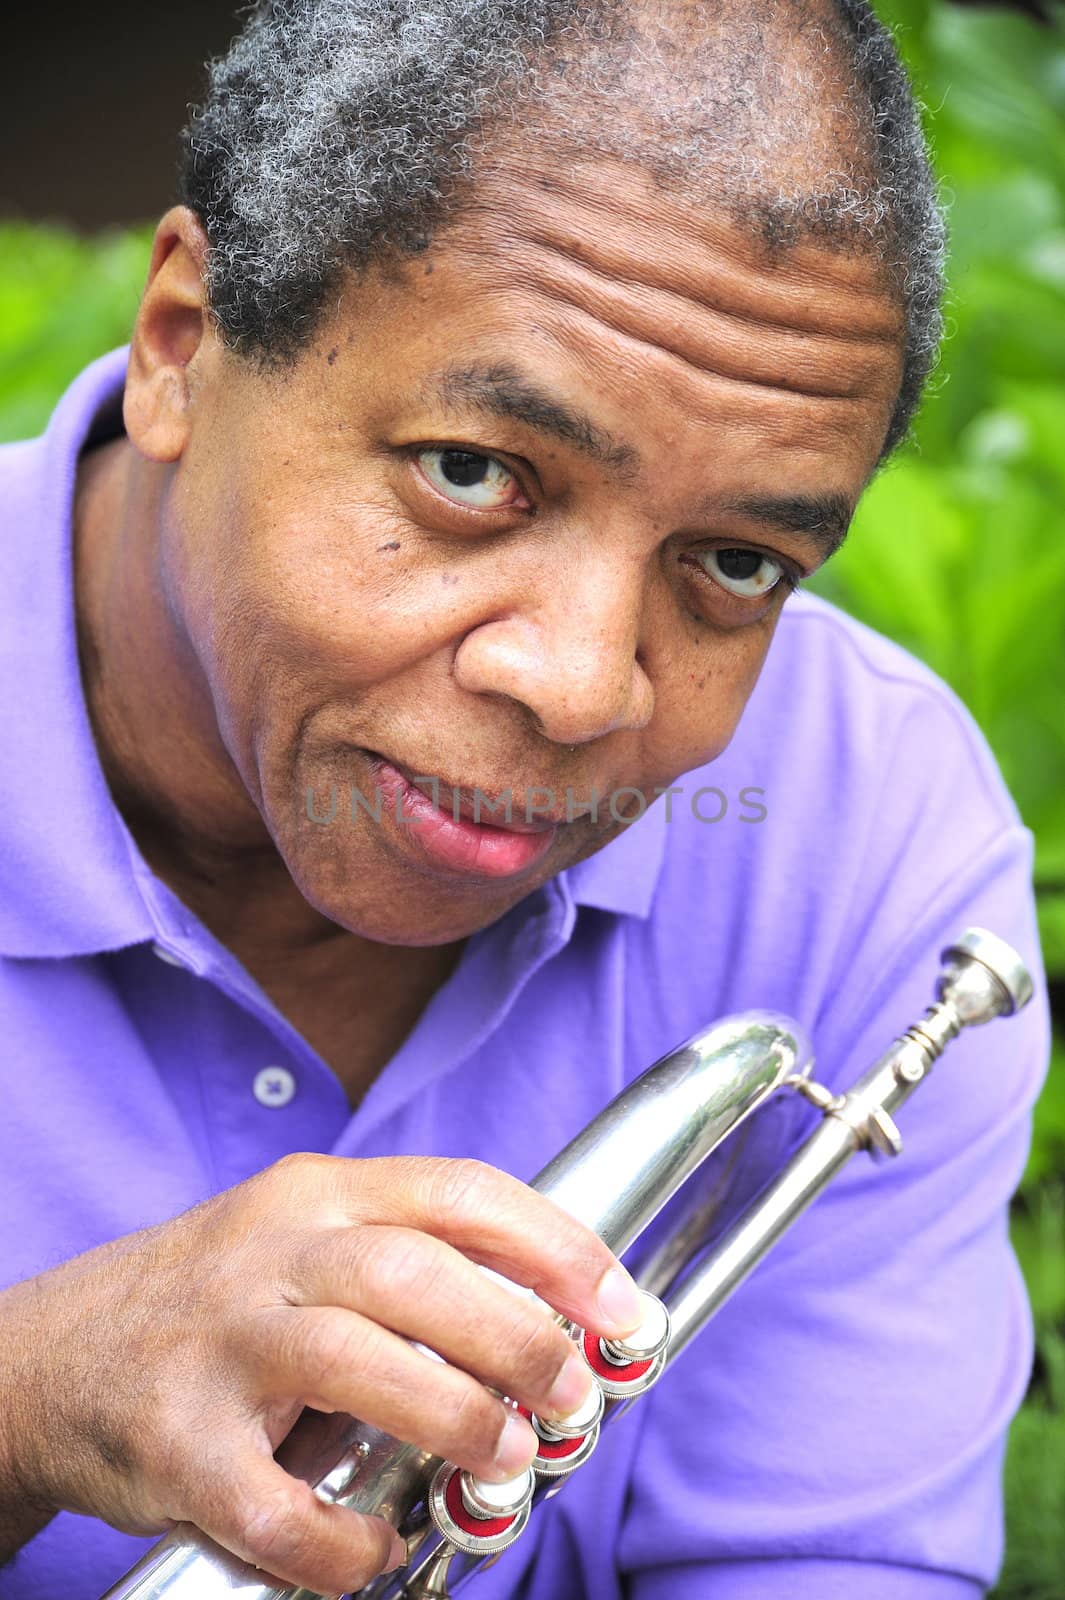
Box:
left=380, top=753, right=569, bottom=832
left=362, top=750, right=563, bottom=879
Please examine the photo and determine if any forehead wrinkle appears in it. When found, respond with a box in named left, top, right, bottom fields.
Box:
left=430, top=361, right=642, bottom=477
left=518, top=226, right=902, bottom=346
left=531, top=276, right=886, bottom=403
left=462, top=168, right=905, bottom=344
left=451, top=210, right=899, bottom=406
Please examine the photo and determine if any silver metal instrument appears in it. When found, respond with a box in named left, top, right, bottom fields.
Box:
left=101, top=927, right=1033, bottom=1600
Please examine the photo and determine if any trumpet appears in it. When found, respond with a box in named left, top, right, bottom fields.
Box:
left=101, top=926, right=1033, bottom=1600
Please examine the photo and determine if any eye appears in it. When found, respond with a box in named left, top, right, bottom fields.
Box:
left=416, top=447, right=522, bottom=510
left=695, top=546, right=787, bottom=599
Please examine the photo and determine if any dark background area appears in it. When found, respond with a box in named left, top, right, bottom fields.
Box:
left=0, top=0, right=240, bottom=226
left=0, top=0, right=1056, bottom=229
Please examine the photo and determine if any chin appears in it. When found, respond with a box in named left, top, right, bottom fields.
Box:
left=318, top=890, right=514, bottom=947
left=286, top=842, right=524, bottom=946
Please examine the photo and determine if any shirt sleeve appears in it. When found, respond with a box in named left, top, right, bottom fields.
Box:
left=618, top=686, right=1052, bottom=1598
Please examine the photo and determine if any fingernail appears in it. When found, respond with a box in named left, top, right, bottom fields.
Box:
left=384, top=1532, right=407, bottom=1573
left=546, top=1353, right=593, bottom=1417
left=596, top=1266, right=643, bottom=1334
left=492, top=1411, right=538, bottom=1477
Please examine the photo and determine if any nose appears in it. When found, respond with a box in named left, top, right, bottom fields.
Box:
left=451, top=553, right=655, bottom=746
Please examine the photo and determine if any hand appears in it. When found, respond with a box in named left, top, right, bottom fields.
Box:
left=0, top=1153, right=642, bottom=1593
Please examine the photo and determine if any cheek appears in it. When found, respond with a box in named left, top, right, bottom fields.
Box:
left=643, top=613, right=778, bottom=776
left=168, top=471, right=426, bottom=694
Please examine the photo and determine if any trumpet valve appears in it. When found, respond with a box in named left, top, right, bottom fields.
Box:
left=522, top=1382, right=605, bottom=1477
left=428, top=1463, right=535, bottom=1555
left=533, top=1379, right=605, bottom=1440
left=583, top=1291, right=671, bottom=1398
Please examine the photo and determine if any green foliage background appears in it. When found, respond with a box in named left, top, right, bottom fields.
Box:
left=0, top=2, right=1062, bottom=1592
left=820, top=10, right=1065, bottom=1589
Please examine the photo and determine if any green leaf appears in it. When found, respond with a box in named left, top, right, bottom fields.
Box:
left=1038, top=896, right=1065, bottom=983
left=0, top=224, right=152, bottom=443
left=1021, top=1033, right=1065, bottom=1191
left=992, top=1347, right=1065, bottom=1600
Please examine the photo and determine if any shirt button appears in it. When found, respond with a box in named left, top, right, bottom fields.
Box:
left=253, top=1066, right=297, bottom=1108
left=152, top=942, right=187, bottom=968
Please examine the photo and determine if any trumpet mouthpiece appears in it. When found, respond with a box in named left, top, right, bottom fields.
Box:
left=937, top=928, right=1034, bottom=1025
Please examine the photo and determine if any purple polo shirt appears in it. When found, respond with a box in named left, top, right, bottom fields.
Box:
left=0, top=349, right=1051, bottom=1600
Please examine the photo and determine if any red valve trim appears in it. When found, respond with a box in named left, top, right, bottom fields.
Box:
left=535, top=1431, right=587, bottom=1461
left=517, top=1405, right=588, bottom=1461
left=443, top=1470, right=519, bottom=1540
left=582, top=1329, right=653, bottom=1383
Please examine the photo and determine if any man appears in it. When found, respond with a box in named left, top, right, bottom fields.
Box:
left=0, top=0, right=1050, bottom=1595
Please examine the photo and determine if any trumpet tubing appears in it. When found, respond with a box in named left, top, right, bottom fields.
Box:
left=101, top=927, right=1033, bottom=1600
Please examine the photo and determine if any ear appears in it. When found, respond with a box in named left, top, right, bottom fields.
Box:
left=124, top=206, right=215, bottom=463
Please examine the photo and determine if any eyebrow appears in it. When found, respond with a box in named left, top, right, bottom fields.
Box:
left=427, top=361, right=853, bottom=560
left=715, top=491, right=855, bottom=560
left=432, top=362, right=641, bottom=475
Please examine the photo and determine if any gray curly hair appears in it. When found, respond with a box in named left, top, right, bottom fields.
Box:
left=179, top=0, right=947, bottom=456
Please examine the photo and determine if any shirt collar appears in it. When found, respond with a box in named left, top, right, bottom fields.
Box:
left=0, top=348, right=665, bottom=960
left=562, top=799, right=667, bottom=919
left=0, top=347, right=155, bottom=958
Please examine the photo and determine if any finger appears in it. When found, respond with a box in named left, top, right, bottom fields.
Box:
left=187, top=1443, right=406, bottom=1596
left=319, top=1156, right=644, bottom=1335
left=287, top=1224, right=594, bottom=1419
left=252, top=1303, right=542, bottom=1482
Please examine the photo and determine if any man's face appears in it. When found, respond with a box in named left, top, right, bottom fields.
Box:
left=157, top=153, right=904, bottom=945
